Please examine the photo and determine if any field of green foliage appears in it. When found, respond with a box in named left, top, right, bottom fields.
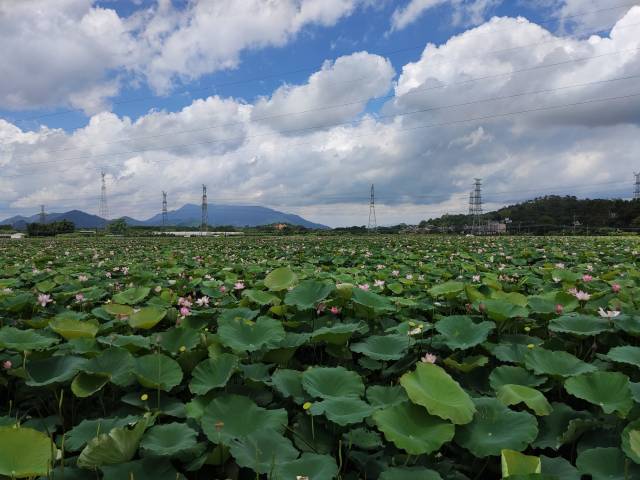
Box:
left=1, top=235, right=640, bottom=479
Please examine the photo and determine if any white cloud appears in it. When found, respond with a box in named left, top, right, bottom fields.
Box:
left=251, top=52, right=394, bottom=132
left=389, top=0, right=502, bottom=32
left=390, top=0, right=448, bottom=32
left=1, top=6, right=639, bottom=226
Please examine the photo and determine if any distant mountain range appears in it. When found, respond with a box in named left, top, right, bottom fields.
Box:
left=0, top=204, right=328, bottom=230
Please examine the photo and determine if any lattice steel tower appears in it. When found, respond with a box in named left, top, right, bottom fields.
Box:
left=634, top=173, right=640, bottom=200
left=367, top=184, right=377, bottom=231
left=99, top=171, right=109, bottom=220
left=201, top=185, right=208, bottom=234
left=39, top=205, right=46, bottom=224
left=469, top=178, right=483, bottom=233
left=162, top=191, right=168, bottom=227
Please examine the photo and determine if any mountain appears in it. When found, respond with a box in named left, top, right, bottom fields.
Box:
left=0, top=204, right=328, bottom=230
left=142, top=204, right=328, bottom=229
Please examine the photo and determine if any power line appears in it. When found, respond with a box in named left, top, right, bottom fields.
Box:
left=8, top=2, right=637, bottom=125
left=5, top=53, right=640, bottom=176
left=8, top=35, right=640, bottom=162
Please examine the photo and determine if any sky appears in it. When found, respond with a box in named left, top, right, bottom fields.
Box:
left=0, top=0, right=639, bottom=227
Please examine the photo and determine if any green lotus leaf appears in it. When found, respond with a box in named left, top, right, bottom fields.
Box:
left=284, top=280, right=334, bottom=310
left=189, top=353, right=238, bottom=395
left=456, top=397, right=538, bottom=457
left=0, top=426, right=55, bottom=478
left=134, top=353, right=183, bottom=391
left=264, top=267, right=297, bottom=291
left=140, top=422, right=198, bottom=457
left=26, top=355, right=87, bottom=386
left=372, top=402, right=455, bottom=455
left=217, top=315, right=285, bottom=352
left=271, top=369, right=309, bottom=404
left=112, top=286, right=150, bottom=305
left=549, top=314, right=612, bottom=336
left=201, top=394, right=287, bottom=444
left=366, top=385, right=408, bottom=409
left=614, top=315, right=640, bottom=335
left=218, top=307, right=259, bottom=322
left=342, top=427, right=383, bottom=450
left=497, top=384, right=552, bottom=416
left=400, top=363, right=475, bottom=425
left=82, top=347, right=135, bottom=387
left=489, top=366, right=546, bottom=391
left=540, top=456, right=581, bottom=480
left=501, top=449, right=541, bottom=477
left=302, top=366, right=364, bottom=399
left=128, top=306, right=167, bottom=329
left=379, top=467, right=442, bottom=480
left=351, top=288, right=395, bottom=311
left=158, top=326, right=200, bottom=354
left=309, top=397, right=374, bottom=426
left=65, top=416, right=140, bottom=452
left=621, top=419, right=640, bottom=464
left=564, top=371, right=633, bottom=416
left=527, top=296, right=557, bottom=314
left=50, top=317, right=99, bottom=339
left=97, top=333, right=151, bottom=351
left=101, top=457, right=184, bottom=480
left=77, top=417, right=149, bottom=468
left=242, top=289, right=280, bottom=306
left=350, top=334, right=411, bottom=360
left=533, top=403, right=590, bottom=450
left=428, top=281, right=464, bottom=298
left=229, top=430, right=299, bottom=474
left=102, top=303, right=133, bottom=317
left=0, top=326, right=59, bottom=351
left=71, top=372, right=110, bottom=398
left=576, top=447, right=640, bottom=480
left=434, top=315, right=495, bottom=350
left=443, top=354, right=489, bottom=373
left=603, top=346, right=640, bottom=367
left=524, top=348, right=597, bottom=377
left=273, top=453, right=339, bottom=480
left=311, top=322, right=364, bottom=345
left=482, top=299, right=529, bottom=322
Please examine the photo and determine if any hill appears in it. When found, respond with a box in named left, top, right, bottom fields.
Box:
left=0, top=204, right=328, bottom=230
left=424, top=196, right=640, bottom=230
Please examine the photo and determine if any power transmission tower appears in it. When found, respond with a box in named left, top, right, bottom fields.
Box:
left=39, top=205, right=46, bottom=224
left=99, top=171, right=109, bottom=221
left=634, top=172, right=640, bottom=199
left=367, top=184, right=377, bottom=231
left=468, top=178, right=483, bottom=234
left=201, top=185, right=208, bottom=235
left=162, top=191, right=168, bottom=227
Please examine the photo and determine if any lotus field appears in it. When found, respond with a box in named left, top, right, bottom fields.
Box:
left=2, top=235, right=640, bottom=479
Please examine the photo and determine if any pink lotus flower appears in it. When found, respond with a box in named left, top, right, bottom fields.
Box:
left=330, top=306, right=341, bottom=315
left=37, top=293, right=52, bottom=307
left=178, top=297, right=192, bottom=308
left=179, top=306, right=191, bottom=317
left=598, top=307, right=620, bottom=318
left=78, top=275, right=88, bottom=282
left=374, top=279, right=385, bottom=288
left=391, top=270, right=400, bottom=277
left=2, top=360, right=12, bottom=370
left=196, top=296, right=210, bottom=307
left=472, top=275, right=481, bottom=283
left=358, top=284, right=370, bottom=291
left=105, top=272, right=111, bottom=278
left=219, top=285, right=227, bottom=293
left=612, top=284, right=621, bottom=294
left=234, top=282, right=245, bottom=290
left=75, top=293, right=84, bottom=303
left=582, top=274, right=593, bottom=282
left=572, top=290, right=591, bottom=301
left=421, top=353, right=437, bottom=364
left=555, top=304, right=564, bottom=315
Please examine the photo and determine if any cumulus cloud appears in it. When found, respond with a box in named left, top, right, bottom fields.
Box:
left=389, top=0, right=501, bottom=32
left=1, top=4, right=639, bottom=226
left=251, top=52, right=394, bottom=132
left=0, top=0, right=364, bottom=111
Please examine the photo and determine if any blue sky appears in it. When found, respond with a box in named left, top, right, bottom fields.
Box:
left=0, top=0, right=639, bottom=226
